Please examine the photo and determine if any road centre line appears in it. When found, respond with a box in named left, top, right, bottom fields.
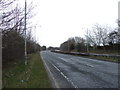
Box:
left=58, top=57, right=71, bottom=63
left=58, top=57, right=67, bottom=61
left=70, top=58, right=94, bottom=68
left=77, top=56, right=105, bottom=63
left=59, top=57, right=94, bottom=68
left=86, top=64, right=94, bottom=67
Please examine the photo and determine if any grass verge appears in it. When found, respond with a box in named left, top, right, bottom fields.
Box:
left=78, top=55, right=119, bottom=63
left=2, top=52, right=52, bottom=88
left=53, top=51, right=119, bottom=63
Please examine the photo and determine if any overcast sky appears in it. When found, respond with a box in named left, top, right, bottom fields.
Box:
left=29, top=0, right=119, bottom=47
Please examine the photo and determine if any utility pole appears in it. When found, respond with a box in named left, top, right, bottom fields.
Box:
left=118, top=20, right=120, bottom=43
left=118, top=2, right=120, bottom=44
left=34, top=25, right=36, bottom=51
left=68, top=39, right=69, bottom=52
left=86, top=28, right=89, bottom=53
left=24, top=0, right=27, bottom=65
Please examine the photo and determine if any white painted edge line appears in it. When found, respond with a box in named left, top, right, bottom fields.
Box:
left=50, top=62, right=78, bottom=88
left=40, top=52, right=60, bottom=88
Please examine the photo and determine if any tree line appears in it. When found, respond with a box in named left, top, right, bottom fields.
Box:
left=1, top=0, right=40, bottom=66
left=60, top=23, right=120, bottom=54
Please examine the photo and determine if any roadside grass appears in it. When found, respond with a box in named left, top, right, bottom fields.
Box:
left=77, top=51, right=119, bottom=63
left=54, top=51, right=119, bottom=63
left=78, top=55, right=119, bottom=63
left=2, top=52, right=52, bottom=88
left=87, top=50, right=120, bottom=55
left=71, top=50, right=120, bottom=63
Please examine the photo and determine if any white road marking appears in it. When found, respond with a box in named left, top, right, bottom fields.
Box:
left=58, top=57, right=72, bottom=63
left=40, top=52, right=60, bottom=88
left=50, top=62, right=78, bottom=88
left=86, top=64, right=94, bottom=67
left=70, top=58, right=94, bottom=68
left=46, top=56, right=77, bottom=88
left=77, top=57, right=104, bottom=63
left=58, top=57, right=67, bottom=61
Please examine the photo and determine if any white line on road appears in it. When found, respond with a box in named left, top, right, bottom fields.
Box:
left=40, top=52, right=60, bottom=88
left=70, top=58, right=94, bottom=68
left=41, top=54, right=78, bottom=88
left=77, top=57, right=105, bottom=63
left=59, top=56, right=94, bottom=68
left=58, top=57, right=67, bottom=61
left=86, top=64, right=94, bottom=67
left=50, top=62, right=78, bottom=88
left=58, top=57, right=72, bottom=63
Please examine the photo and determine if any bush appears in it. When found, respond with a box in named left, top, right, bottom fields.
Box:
left=2, top=30, right=41, bottom=66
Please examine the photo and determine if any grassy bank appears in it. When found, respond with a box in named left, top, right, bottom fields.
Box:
left=52, top=51, right=119, bottom=63
left=79, top=55, right=119, bottom=63
left=75, top=54, right=119, bottom=63
left=2, top=52, right=52, bottom=88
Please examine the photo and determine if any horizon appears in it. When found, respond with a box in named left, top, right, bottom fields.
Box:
left=30, top=0, right=118, bottom=47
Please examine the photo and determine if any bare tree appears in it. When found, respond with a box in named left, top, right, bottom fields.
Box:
left=85, top=24, right=112, bottom=47
left=108, top=28, right=120, bottom=45
left=117, top=19, right=120, bottom=43
left=74, top=36, right=85, bottom=44
left=1, top=0, right=35, bottom=36
left=2, top=0, right=40, bottom=65
left=0, top=0, right=16, bottom=10
left=85, top=29, right=97, bottom=47
left=60, top=37, right=86, bottom=52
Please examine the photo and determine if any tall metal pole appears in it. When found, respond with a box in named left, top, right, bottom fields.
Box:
left=24, top=0, right=27, bottom=65
left=68, top=39, right=69, bottom=52
left=86, top=28, right=89, bottom=53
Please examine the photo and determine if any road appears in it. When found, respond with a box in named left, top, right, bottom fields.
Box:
left=40, top=51, right=119, bottom=88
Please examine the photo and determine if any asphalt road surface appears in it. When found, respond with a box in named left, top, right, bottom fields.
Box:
left=40, top=51, right=119, bottom=88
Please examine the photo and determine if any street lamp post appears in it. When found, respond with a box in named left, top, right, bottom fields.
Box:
left=86, top=28, right=89, bottom=53
left=68, top=40, right=69, bottom=52
left=24, top=0, right=27, bottom=65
